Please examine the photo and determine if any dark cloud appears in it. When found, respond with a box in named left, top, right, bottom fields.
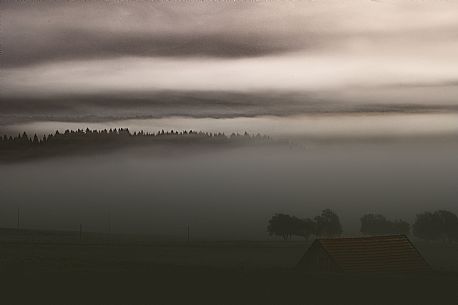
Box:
left=1, top=30, right=306, bottom=68
left=0, top=91, right=319, bottom=122
left=0, top=1, right=317, bottom=68
left=3, top=0, right=458, bottom=69
left=2, top=91, right=458, bottom=125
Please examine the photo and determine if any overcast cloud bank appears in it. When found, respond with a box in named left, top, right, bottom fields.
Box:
left=1, top=0, right=458, bottom=133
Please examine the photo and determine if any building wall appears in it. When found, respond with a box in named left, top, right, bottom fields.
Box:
left=297, top=243, right=340, bottom=273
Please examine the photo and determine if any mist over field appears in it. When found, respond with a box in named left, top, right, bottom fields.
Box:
left=1, top=140, right=457, bottom=239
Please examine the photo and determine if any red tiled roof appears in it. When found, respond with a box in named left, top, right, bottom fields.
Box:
left=316, top=235, right=430, bottom=273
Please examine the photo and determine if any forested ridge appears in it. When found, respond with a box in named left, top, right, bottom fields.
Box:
left=0, top=128, right=270, bottom=161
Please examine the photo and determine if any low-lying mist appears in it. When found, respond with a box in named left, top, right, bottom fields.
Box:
left=1, top=140, right=457, bottom=240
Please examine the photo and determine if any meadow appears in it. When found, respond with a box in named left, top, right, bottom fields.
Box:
left=1, top=228, right=457, bottom=305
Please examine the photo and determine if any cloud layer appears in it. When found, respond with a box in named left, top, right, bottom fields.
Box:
left=2, top=0, right=458, bottom=66
left=1, top=0, right=458, bottom=122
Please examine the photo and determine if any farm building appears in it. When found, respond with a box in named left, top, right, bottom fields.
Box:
left=297, top=235, right=431, bottom=273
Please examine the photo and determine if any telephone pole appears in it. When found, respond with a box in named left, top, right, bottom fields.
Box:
left=17, top=208, right=20, bottom=230
left=108, top=210, right=111, bottom=234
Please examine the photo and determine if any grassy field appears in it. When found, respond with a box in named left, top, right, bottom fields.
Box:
left=1, top=228, right=457, bottom=305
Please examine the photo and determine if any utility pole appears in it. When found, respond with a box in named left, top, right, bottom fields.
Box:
left=17, top=208, right=20, bottom=230
left=79, top=224, right=82, bottom=241
left=187, top=224, right=190, bottom=242
left=108, top=210, right=111, bottom=234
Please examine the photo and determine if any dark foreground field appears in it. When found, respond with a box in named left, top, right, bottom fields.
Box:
left=1, top=228, right=457, bottom=305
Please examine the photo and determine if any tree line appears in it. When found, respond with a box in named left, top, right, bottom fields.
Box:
left=267, top=209, right=343, bottom=240
left=0, top=129, right=271, bottom=161
left=0, top=128, right=270, bottom=148
left=267, top=209, right=458, bottom=242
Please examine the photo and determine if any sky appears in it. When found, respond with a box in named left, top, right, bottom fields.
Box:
left=1, top=0, right=458, bottom=136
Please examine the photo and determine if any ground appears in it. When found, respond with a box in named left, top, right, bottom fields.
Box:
left=1, top=228, right=457, bottom=305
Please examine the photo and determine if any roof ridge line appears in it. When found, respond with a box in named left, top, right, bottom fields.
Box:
left=316, top=234, right=407, bottom=241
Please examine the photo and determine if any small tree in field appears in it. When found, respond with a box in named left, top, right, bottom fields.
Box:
left=267, top=213, right=295, bottom=240
left=413, top=212, right=442, bottom=241
left=433, top=210, right=458, bottom=242
left=292, top=217, right=316, bottom=241
left=392, top=219, right=410, bottom=235
left=360, top=214, right=410, bottom=235
left=413, top=210, right=458, bottom=242
left=267, top=214, right=316, bottom=240
left=360, top=214, right=389, bottom=235
left=314, top=209, right=342, bottom=237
